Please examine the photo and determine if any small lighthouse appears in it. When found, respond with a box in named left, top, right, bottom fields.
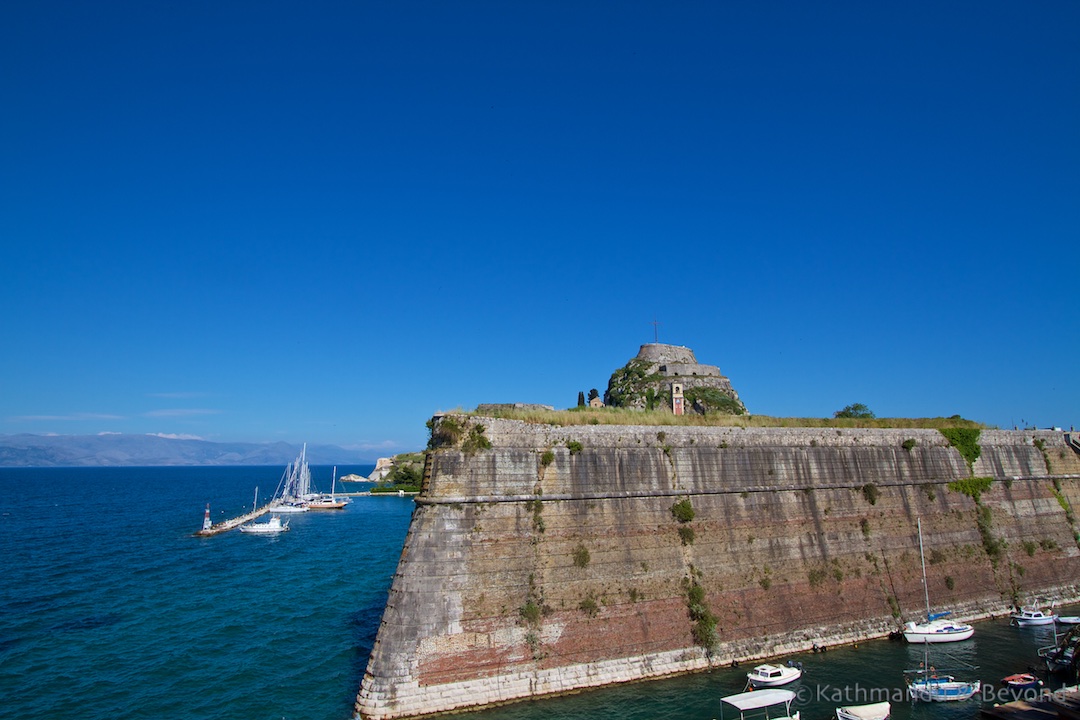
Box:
left=202, top=503, right=212, bottom=532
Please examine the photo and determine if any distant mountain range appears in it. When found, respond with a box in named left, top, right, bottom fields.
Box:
left=0, top=434, right=377, bottom=467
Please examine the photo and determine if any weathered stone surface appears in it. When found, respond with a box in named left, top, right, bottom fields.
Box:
left=355, top=419, right=1080, bottom=719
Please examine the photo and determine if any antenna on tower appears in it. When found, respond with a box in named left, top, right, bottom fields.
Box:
left=651, top=319, right=661, bottom=343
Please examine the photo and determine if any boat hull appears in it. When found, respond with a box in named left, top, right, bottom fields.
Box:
left=836, top=701, right=890, bottom=720
left=747, top=664, right=803, bottom=688
left=903, top=626, right=975, bottom=643
left=908, top=679, right=979, bottom=702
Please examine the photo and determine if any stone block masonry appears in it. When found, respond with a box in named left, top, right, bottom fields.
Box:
left=355, top=418, right=1080, bottom=719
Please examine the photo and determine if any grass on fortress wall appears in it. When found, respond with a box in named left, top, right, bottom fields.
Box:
left=464, top=406, right=987, bottom=430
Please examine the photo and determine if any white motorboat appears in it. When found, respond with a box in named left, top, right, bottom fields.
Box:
left=835, top=701, right=890, bottom=720
left=747, top=661, right=803, bottom=688
left=1058, top=616, right=1080, bottom=625
left=903, top=518, right=974, bottom=643
left=721, top=688, right=799, bottom=720
left=239, top=515, right=289, bottom=534
left=1013, top=604, right=1058, bottom=626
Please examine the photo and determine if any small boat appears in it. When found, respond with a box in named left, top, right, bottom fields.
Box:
left=905, top=642, right=979, bottom=702
left=721, top=688, right=799, bottom=720
left=1057, top=616, right=1080, bottom=626
left=903, top=615, right=975, bottom=643
left=1013, top=604, right=1058, bottom=626
left=1002, top=673, right=1043, bottom=690
left=907, top=673, right=980, bottom=702
left=747, top=661, right=803, bottom=688
left=239, top=515, right=289, bottom=534
left=1039, top=627, right=1080, bottom=673
left=835, top=701, right=890, bottom=720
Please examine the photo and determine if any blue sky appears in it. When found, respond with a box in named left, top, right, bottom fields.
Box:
left=2, top=1, right=1077, bottom=457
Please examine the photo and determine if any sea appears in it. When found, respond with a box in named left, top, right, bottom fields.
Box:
left=0, top=466, right=1076, bottom=720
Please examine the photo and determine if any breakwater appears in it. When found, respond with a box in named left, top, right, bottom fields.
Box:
left=355, top=419, right=1080, bottom=719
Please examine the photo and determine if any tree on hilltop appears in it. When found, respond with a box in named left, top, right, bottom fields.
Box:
left=577, top=391, right=585, bottom=407
left=834, top=403, right=875, bottom=419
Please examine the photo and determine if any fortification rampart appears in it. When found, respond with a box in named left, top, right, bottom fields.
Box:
left=356, top=419, right=1080, bottom=719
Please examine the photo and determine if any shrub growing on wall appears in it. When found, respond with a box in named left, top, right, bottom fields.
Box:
left=940, top=428, right=982, bottom=468
left=671, top=498, right=695, bottom=523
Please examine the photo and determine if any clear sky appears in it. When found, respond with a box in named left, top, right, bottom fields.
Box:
left=2, top=1, right=1077, bottom=457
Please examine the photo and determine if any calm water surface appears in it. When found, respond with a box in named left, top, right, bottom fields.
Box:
left=0, top=466, right=1074, bottom=720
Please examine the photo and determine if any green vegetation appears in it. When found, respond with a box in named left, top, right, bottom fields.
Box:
left=605, top=358, right=666, bottom=408
left=540, top=450, right=555, bottom=466
left=671, top=498, right=695, bottom=523
left=372, top=452, right=425, bottom=493
left=887, top=594, right=901, bottom=618
left=976, top=505, right=1005, bottom=563
left=835, top=403, right=875, bottom=419
left=860, top=518, right=871, bottom=537
left=947, top=476, right=993, bottom=503
left=520, top=600, right=541, bottom=624
left=940, top=427, right=982, bottom=469
left=684, top=386, right=745, bottom=416
left=678, top=526, right=696, bottom=545
left=902, top=438, right=917, bottom=451
left=427, top=416, right=491, bottom=454
left=462, top=424, right=492, bottom=454
left=466, top=406, right=985, bottom=429
left=684, top=578, right=718, bottom=650
left=579, top=596, right=599, bottom=618
left=945, top=576, right=955, bottom=590
left=572, top=543, right=591, bottom=568
left=861, top=483, right=880, bottom=505
left=566, top=440, right=583, bottom=455
left=1033, top=438, right=1052, bottom=473
left=427, top=415, right=464, bottom=449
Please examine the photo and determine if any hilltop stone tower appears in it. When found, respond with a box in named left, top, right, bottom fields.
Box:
left=604, top=343, right=746, bottom=414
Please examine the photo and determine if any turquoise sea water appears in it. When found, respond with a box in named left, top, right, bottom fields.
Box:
left=1, top=466, right=1076, bottom=720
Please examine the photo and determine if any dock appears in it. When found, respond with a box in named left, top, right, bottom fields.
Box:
left=194, top=503, right=272, bottom=537
left=983, top=687, right=1080, bottom=720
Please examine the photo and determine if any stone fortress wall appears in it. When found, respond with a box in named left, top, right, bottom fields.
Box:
left=356, top=417, right=1080, bottom=719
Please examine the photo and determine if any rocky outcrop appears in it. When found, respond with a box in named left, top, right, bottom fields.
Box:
left=355, top=418, right=1080, bottom=719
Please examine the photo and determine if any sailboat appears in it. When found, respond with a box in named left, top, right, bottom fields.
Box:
left=307, top=466, right=347, bottom=510
left=902, top=518, right=974, bottom=643
left=905, top=643, right=980, bottom=701
left=269, top=444, right=312, bottom=513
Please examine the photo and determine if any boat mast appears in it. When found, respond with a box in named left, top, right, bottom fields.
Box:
left=918, top=517, right=930, bottom=618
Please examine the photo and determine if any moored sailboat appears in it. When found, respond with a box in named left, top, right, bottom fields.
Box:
left=307, top=466, right=347, bottom=510
left=905, top=644, right=979, bottom=701
left=903, top=518, right=974, bottom=643
left=269, top=444, right=312, bottom=512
